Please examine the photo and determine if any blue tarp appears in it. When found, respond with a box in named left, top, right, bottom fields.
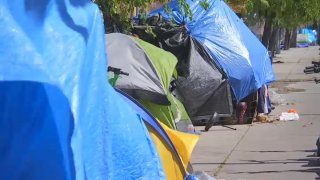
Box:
left=299, top=28, right=317, bottom=44
left=150, top=0, right=275, bottom=101
left=0, top=0, right=165, bottom=179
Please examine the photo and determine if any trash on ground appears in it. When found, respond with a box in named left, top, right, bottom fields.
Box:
left=279, top=109, right=299, bottom=121
left=269, top=90, right=285, bottom=105
left=304, top=61, right=320, bottom=74
left=256, top=113, right=269, bottom=123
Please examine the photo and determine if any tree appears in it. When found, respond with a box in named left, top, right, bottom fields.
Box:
left=94, top=0, right=320, bottom=48
left=277, top=0, right=320, bottom=49
left=240, top=0, right=320, bottom=53
left=92, top=0, right=193, bottom=33
left=225, top=0, right=249, bottom=14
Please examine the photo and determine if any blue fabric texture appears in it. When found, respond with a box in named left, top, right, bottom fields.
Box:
left=0, top=0, right=164, bottom=179
left=116, top=89, right=185, bottom=167
left=299, top=28, right=317, bottom=44
left=150, top=0, right=275, bottom=101
left=257, top=85, right=272, bottom=114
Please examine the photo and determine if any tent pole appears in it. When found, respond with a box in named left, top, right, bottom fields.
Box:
left=204, top=112, right=237, bottom=131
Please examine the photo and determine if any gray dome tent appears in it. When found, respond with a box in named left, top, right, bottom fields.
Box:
left=106, top=33, right=192, bottom=130
left=106, top=33, right=171, bottom=105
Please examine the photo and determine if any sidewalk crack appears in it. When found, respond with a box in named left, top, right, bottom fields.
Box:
left=214, top=126, right=251, bottom=177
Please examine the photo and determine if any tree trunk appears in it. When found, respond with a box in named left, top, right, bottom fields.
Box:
left=284, top=28, right=291, bottom=50
left=317, top=21, right=320, bottom=45
left=269, top=27, right=278, bottom=58
left=275, top=28, right=281, bottom=54
left=290, top=28, right=297, bottom=48
left=312, top=21, right=317, bottom=30
left=262, top=15, right=273, bottom=48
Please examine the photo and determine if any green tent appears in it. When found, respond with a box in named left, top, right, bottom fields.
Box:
left=106, top=33, right=191, bottom=129
left=139, top=93, right=190, bottom=129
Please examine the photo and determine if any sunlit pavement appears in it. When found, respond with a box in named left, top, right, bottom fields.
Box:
left=191, top=46, right=320, bottom=180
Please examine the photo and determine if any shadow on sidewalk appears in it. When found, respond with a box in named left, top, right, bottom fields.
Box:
left=246, top=149, right=317, bottom=153
left=193, top=149, right=320, bottom=178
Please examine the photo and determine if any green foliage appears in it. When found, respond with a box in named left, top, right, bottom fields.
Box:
left=145, top=25, right=156, bottom=38
left=93, top=0, right=320, bottom=32
left=93, top=0, right=192, bottom=31
left=244, top=0, right=320, bottom=28
left=225, top=0, right=320, bottom=29
left=199, top=0, right=209, bottom=11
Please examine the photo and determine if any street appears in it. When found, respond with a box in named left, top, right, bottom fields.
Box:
left=191, top=46, right=320, bottom=180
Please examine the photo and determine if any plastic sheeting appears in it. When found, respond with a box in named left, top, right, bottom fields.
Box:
left=298, top=28, right=317, bottom=44
left=0, top=1, right=165, bottom=179
left=134, top=23, right=267, bottom=123
left=132, top=25, right=233, bottom=120
left=174, top=39, right=233, bottom=118
left=150, top=0, right=275, bottom=101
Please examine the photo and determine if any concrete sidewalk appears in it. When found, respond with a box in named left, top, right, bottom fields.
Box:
left=191, top=46, right=320, bottom=180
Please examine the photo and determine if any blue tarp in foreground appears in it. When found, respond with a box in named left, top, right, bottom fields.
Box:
left=150, top=0, right=275, bottom=101
left=0, top=0, right=165, bottom=179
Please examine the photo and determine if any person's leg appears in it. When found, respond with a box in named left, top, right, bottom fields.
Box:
left=238, top=102, right=247, bottom=124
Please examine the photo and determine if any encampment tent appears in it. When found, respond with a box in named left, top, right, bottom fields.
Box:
left=297, top=28, right=317, bottom=47
left=106, top=33, right=192, bottom=129
left=149, top=0, right=275, bottom=102
left=133, top=25, right=234, bottom=122
left=106, top=33, right=175, bottom=105
left=0, top=1, right=199, bottom=179
left=117, top=89, right=199, bottom=179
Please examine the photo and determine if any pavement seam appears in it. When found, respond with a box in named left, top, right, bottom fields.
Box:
left=213, top=125, right=251, bottom=177
left=275, top=79, right=319, bottom=83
